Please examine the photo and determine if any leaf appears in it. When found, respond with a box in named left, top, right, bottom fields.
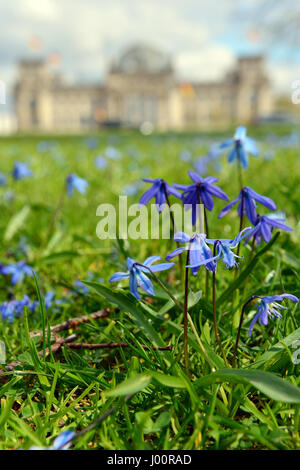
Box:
left=38, top=251, right=80, bottom=264
left=251, top=327, right=300, bottom=370
left=217, top=233, right=280, bottom=307
left=151, top=372, right=186, bottom=389
left=4, top=205, right=30, bottom=241
left=140, top=301, right=224, bottom=370
left=84, top=282, right=165, bottom=347
left=281, top=251, right=300, bottom=270
left=195, top=368, right=300, bottom=403
left=106, top=374, right=151, bottom=397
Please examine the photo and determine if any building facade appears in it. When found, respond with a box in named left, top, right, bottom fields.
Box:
left=14, top=44, right=273, bottom=132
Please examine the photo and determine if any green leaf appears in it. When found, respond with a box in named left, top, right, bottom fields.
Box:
left=38, top=251, right=80, bottom=264
left=151, top=372, right=186, bottom=389
left=106, top=374, right=151, bottom=397
left=140, top=301, right=224, bottom=370
left=4, top=205, right=30, bottom=241
left=217, top=233, right=280, bottom=307
left=84, top=282, right=165, bottom=347
left=251, top=327, right=300, bottom=370
left=195, top=368, right=300, bottom=403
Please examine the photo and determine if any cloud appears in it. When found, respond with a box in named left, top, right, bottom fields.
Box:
left=175, top=45, right=235, bottom=81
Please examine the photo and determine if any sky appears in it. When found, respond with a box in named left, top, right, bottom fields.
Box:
left=0, top=0, right=299, bottom=109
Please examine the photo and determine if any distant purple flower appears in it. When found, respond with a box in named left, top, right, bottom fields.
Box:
left=0, top=173, right=6, bottom=185
left=109, top=256, right=174, bottom=300
left=0, top=295, right=31, bottom=322
left=249, top=294, right=299, bottom=337
left=0, top=261, right=33, bottom=285
left=173, top=171, right=229, bottom=225
left=74, top=280, right=89, bottom=294
left=220, top=126, right=258, bottom=169
left=66, top=174, right=88, bottom=197
left=166, top=232, right=216, bottom=274
left=243, top=213, right=293, bottom=245
left=94, top=156, right=107, bottom=169
left=218, top=186, right=277, bottom=224
left=139, top=178, right=181, bottom=213
left=12, top=162, right=33, bottom=181
left=86, top=137, right=98, bottom=149
left=105, top=146, right=121, bottom=160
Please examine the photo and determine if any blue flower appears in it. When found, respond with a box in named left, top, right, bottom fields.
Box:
left=94, top=156, right=108, bottom=169
left=139, top=178, right=181, bottom=213
left=218, top=186, right=277, bottom=224
left=0, top=295, right=31, bottom=322
left=109, top=256, right=174, bottom=300
left=243, top=213, right=293, bottom=245
left=166, top=232, right=216, bottom=274
left=105, top=146, right=121, bottom=160
left=248, top=294, right=299, bottom=337
left=187, top=228, right=252, bottom=271
left=12, top=162, right=33, bottom=181
left=66, top=174, right=89, bottom=196
left=220, top=126, right=258, bottom=169
left=74, top=279, right=90, bottom=294
left=173, top=171, right=229, bottom=226
left=0, top=172, right=6, bottom=185
left=29, top=430, right=75, bottom=450
left=0, top=261, right=33, bottom=285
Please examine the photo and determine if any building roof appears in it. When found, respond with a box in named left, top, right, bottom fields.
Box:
left=112, top=43, right=172, bottom=74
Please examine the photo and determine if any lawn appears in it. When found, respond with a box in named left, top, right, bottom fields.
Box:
left=0, top=125, right=299, bottom=450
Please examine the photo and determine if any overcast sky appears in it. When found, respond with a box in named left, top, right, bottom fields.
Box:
left=0, top=0, right=299, bottom=108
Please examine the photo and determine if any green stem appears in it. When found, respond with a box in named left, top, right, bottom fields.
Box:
left=212, top=242, right=226, bottom=363
left=184, top=249, right=190, bottom=374
left=163, top=183, right=183, bottom=282
left=138, top=264, right=214, bottom=370
left=45, top=183, right=66, bottom=245
left=232, top=295, right=258, bottom=368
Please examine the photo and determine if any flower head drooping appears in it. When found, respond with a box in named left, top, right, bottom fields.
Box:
left=173, top=171, right=229, bottom=226
left=243, top=212, right=293, bottom=245
left=0, top=295, right=31, bottom=322
left=219, top=126, right=259, bottom=169
left=0, top=261, right=33, bottom=285
left=66, top=173, right=89, bottom=197
left=218, top=186, right=277, bottom=224
left=187, top=228, right=252, bottom=271
left=166, top=232, right=216, bottom=275
left=109, top=256, right=174, bottom=300
left=12, top=162, right=33, bottom=181
left=139, top=178, right=181, bottom=213
left=248, top=294, right=299, bottom=337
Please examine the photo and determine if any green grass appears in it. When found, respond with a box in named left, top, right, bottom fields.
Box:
left=0, top=126, right=299, bottom=450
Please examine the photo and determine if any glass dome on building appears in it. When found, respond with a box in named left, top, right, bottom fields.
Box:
left=114, top=44, right=172, bottom=74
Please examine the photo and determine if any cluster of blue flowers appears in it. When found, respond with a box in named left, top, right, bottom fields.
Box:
left=110, top=126, right=298, bottom=338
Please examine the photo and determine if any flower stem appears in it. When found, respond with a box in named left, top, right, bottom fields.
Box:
left=236, top=188, right=245, bottom=258
left=237, top=156, right=243, bottom=192
left=184, top=249, right=190, bottom=374
left=45, top=183, right=66, bottom=245
left=232, top=296, right=259, bottom=368
left=138, top=264, right=215, bottom=370
left=163, top=183, right=183, bottom=282
left=212, top=242, right=226, bottom=362
left=196, top=186, right=209, bottom=299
